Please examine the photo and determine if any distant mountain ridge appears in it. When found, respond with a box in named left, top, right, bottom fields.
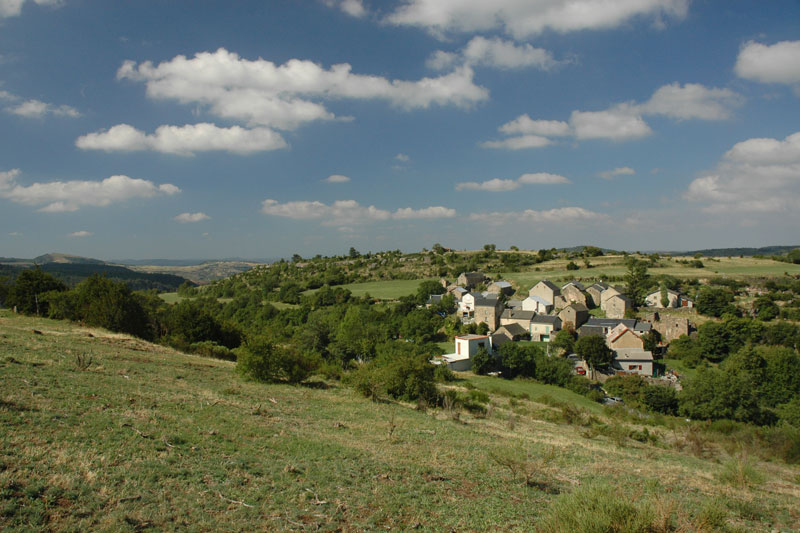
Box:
left=671, top=245, right=800, bottom=257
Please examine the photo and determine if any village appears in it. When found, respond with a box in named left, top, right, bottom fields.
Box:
left=429, top=272, right=694, bottom=384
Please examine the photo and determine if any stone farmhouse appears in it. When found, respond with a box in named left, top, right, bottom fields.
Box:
left=644, top=289, right=694, bottom=309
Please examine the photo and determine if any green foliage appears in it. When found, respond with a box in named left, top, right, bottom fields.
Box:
left=496, top=342, right=540, bottom=379
left=348, top=341, right=438, bottom=403
left=623, top=257, right=651, bottom=307
left=5, top=267, right=67, bottom=315
left=695, top=286, right=737, bottom=317
left=189, top=341, right=236, bottom=361
left=236, top=336, right=316, bottom=384
left=575, top=335, right=613, bottom=373
left=471, top=345, right=494, bottom=375
left=565, top=261, right=579, bottom=271
left=550, top=328, right=576, bottom=355
left=753, top=296, right=779, bottom=321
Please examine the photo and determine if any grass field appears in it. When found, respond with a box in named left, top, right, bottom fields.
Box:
left=312, top=278, right=435, bottom=300
left=1, top=310, right=798, bottom=531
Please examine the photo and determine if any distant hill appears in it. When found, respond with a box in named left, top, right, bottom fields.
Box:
left=33, top=253, right=106, bottom=265
left=0, top=253, right=189, bottom=291
left=672, top=245, right=800, bottom=257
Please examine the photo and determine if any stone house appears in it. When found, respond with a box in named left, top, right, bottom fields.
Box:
left=522, top=295, right=551, bottom=313
left=439, top=334, right=493, bottom=371
left=561, top=282, right=589, bottom=308
left=558, top=302, right=589, bottom=329
left=530, top=315, right=561, bottom=342
left=500, top=309, right=536, bottom=330
left=645, top=312, right=691, bottom=343
left=473, top=294, right=504, bottom=331
left=604, top=294, right=632, bottom=319
left=487, top=280, right=515, bottom=296
left=491, top=323, right=529, bottom=349
left=457, top=272, right=485, bottom=289
left=586, top=283, right=609, bottom=308
left=644, top=289, right=694, bottom=309
left=529, top=280, right=560, bottom=307
left=612, top=348, right=654, bottom=377
left=606, top=323, right=645, bottom=350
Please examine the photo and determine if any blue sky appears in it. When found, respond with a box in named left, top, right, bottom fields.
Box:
left=1, top=0, right=799, bottom=260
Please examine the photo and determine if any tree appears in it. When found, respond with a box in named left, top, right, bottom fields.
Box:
left=551, top=328, right=576, bottom=355
left=6, top=267, right=67, bottom=315
left=753, top=296, right=779, bottom=321
left=695, top=287, right=737, bottom=317
left=471, top=346, right=494, bottom=375
left=624, top=257, right=650, bottom=307
left=575, top=335, right=613, bottom=378
left=660, top=284, right=669, bottom=308
left=496, top=342, right=538, bottom=378
left=349, top=247, right=361, bottom=258
left=237, top=336, right=316, bottom=384
left=416, top=279, right=446, bottom=304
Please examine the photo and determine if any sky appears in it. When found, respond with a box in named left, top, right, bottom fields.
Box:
left=1, top=0, right=799, bottom=260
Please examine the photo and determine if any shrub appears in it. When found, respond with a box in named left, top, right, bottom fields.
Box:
left=236, top=337, right=316, bottom=384
left=433, top=364, right=456, bottom=383
left=189, top=341, right=236, bottom=361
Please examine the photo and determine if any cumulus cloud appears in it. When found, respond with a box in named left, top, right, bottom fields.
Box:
left=480, top=135, right=553, bottom=150
left=598, top=167, right=636, bottom=179
left=735, top=40, right=800, bottom=85
left=174, top=212, right=210, bottom=223
left=261, top=198, right=455, bottom=227
left=469, top=206, right=607, bottom=225
left=323, top=174, right=351, bottom=183
left=394, top=153, right=409, bottom=162
left=116, top=48, right=489, bottom=131
left=685, top=131, right=800, bottom=213
left=0, top=0, right=60, bottom=18
left=76, top=123, right=286, bottom=155
left=457, top=172, right=570, bottom=191
left=322, top=0, right=366, bottom=18
left=1, top=90, right=80, bottom=119
left=67, top=231, right=92, bottom=238
left=484, top=82, right=739, bottom=148
left=640, top=83, right=743, bottom=120
left=386, top=0, right=688, bottom=39
left=0, top=169, right=180, bottom=212
left=428, top=37, right=559, bottom=71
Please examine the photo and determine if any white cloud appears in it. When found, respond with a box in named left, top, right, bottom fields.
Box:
left=386, top=0, right=688, bottom=39
left=469, top=206, right=607, bottom=225
left=498, top=115, right=570, bottom=137
left=735, top=40, right=800, bottom=85
left=0, top=0, right=60, bottom=18
left=394, top=153, right=409, bottom=162
left=261, top=198, right=455, bottom=227
left=457, top=172, right=570, bottom=191
left=322, top=0, right=366, bottom=18
left=323, top=174, right=351, bottom=183
left=0, top=170, right=180, bottom=212
left=570, top=104, right=652, bottom=140
left=174, top=212, right=210, bottom=223
left=481, top=135, right=553, bottom=150
left=598, top=167, right=636, bottom=179
left=429, top=37, right=558, bottom=71
left=486, top=82, right=739, bottom=147
left=640, top=82, right=743, bottom=120
left=117, top=48, right=489, bottom=131
left=685, top=131, right=800, bottom=213
left=67, top=231, right=92, bottom=238
left=76, top=123, right=286, bottom=155
left=5, top=98, right=80, bottom=119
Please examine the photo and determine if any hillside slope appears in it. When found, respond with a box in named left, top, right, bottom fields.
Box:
left=1, top=311, right=798, bottom=531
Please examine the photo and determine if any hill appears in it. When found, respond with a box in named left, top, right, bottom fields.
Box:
left=0, top=255, right=189, bottom=292
left=676, top=245, right=800, bottom=257
left=125, top=260, right=265, bottom=284
left=1, top=310, right=797, bottom=531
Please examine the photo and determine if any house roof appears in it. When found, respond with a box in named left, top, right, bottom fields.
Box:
left=524, top=295, right=550, bottom=306
left=564, top=302, right=589, bottom=312
left=589, top=282, right=609, bottom=291
left=633, top=322, right=652, bottom=333
left=456, top=334, right=490, bottom=340
left=531, top=315, right=560, bottom=325
left=577, top=325, right=605, bottom=337
left=614, top=348, right=654, bottom=361
left=509, top=309, right=536, bottom=320
left=426, top=294, right=443, bottom=304
left=506, top=299, right=523, bottom=309
left=585, top=318, right=636, bottom=329
left=534, top=280, right=560, bottom=293
left=498, top=323, right=528, bottom=337
left=490, top=281, right=513, bottom=289
left=607, top=324, right=641, bottom=344
left=563, top=281, right=586, bottom=291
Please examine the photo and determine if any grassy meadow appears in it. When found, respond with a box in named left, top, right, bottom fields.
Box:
left=1, top=310, right=799, bottom=531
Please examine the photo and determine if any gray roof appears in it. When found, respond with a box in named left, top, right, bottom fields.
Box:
left=491, top=281, right=513, bottom=289
left=577, top=325, right=605, bottom=337
left=526, top=295, right=550, bottom=306
left=531, top=314, right=560, bottom=325
left=506, top=299, right=523, bottom=309
left=633, top=322, right=652, bottom=333
left=498, top=323, right=528, bottom=337
left=564, top=302, right=589, bottom=312
left=563, top=281, right=586, bottom=291
left=426, top=294, right=443, bottom=304
left=589, top=282, right=609, bottom=291
left=614, top=348, right=654, bottom=361
left=509, top=309, right=536, bottom=320
left=586, top=318, right=636, bottom=329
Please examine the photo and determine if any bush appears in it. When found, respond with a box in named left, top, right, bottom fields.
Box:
left=236, top=337, right=316, bottom=384
left=434, top=364, right=456, bottom=383
left=189, top=341, right=236, bottom=361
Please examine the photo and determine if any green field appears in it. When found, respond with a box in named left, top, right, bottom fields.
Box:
left=1, top=310, right=798, bottom=531
left=318, top=278, right=436, bottom=300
